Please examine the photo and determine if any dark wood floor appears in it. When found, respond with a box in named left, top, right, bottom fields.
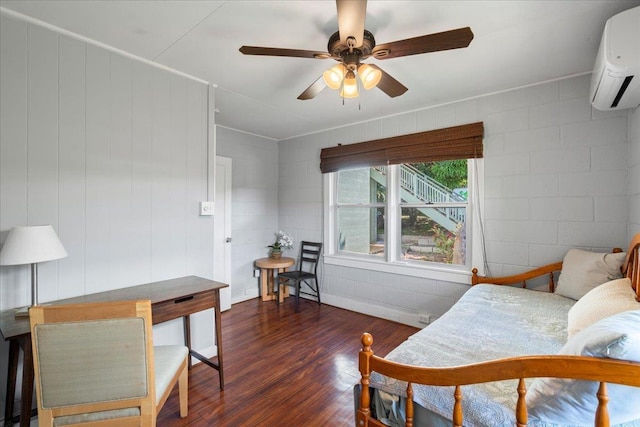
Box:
left=157, top=297, right=419, bottom=426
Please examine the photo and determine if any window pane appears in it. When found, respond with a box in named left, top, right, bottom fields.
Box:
left=400, top=207, right=466, bottom=265
left=337, top=207, right=385, bottom=256
left=337, top=167, right=386, bottom=204
left=401, top=161, right=467, bottom=204
left=399, top=161, right=468, bottom=266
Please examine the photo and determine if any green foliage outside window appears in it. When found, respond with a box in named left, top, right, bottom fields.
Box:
left=432, top=225, right=455, bottom=263
left=414, top=160, right=467, bottom=189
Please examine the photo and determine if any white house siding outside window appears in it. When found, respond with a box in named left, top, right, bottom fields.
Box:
left=324, top=160, right=483, bottom=282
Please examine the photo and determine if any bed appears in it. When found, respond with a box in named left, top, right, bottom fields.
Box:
left=356, top=233, right=640, bottom=427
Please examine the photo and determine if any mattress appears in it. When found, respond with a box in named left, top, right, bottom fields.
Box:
left=366, top=284, right=640, bottom=427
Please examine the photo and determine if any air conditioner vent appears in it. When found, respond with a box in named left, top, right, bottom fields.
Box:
left=611, top=76, right=634, bottom=108
left=590, top=6, right=640, bottom=111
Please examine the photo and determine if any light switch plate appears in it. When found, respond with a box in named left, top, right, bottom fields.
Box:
left=199, top=201, right=214, bottom=216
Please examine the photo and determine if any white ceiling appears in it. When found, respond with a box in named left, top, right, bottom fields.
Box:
left=1, top=0, right=639, bottom=141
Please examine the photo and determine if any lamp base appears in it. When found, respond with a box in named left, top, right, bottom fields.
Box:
left=14, top=306, right=30, bottom=318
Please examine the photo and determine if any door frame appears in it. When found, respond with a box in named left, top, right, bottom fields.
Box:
left=215, top=156, right=232, bottom=310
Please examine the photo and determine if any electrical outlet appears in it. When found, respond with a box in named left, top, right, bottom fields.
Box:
left=418, top=314, right=431, bottom=324
left=199, top=201, right=214, bottom=216
left=253, top=268, right=260, bottom=278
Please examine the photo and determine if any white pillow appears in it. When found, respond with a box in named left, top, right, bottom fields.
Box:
left=555, top=249, right=626, bottom=300
left=527, top=310, right=640, bottom=425
left=567, top=278, right=640, bottom=338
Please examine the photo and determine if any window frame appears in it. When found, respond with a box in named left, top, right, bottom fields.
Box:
left=323, top=159, right=485, bottom=283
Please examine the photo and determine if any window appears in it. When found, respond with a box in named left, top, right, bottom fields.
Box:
left=336, top=167, right=386, bottom=257
left=321, top=123, right=484, bottom=281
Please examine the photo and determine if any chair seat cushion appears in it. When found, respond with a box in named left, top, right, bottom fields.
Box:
left=53, top=408, right=141, bottom=426
left=154, top=345, right=188, bottom=402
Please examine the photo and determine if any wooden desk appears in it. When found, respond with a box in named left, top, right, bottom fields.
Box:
left=0, top=276, right=228, bottom=427
left=255, top=257, right=294, bottom=303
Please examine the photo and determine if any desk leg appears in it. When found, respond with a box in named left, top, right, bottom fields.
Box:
left=4, top=339, right=19, bottom=426
left=214, top=297, right=224, bottom=390
left=183, top=315, right=192, bottom=369
left=181, top=303, right=224, bottom=390
left=19, top=336, right=33, bottom=427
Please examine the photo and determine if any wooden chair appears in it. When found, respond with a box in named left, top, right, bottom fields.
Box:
left=29, top=300, right=188, bottom=426
left=277, top=241, right=323, bottom=312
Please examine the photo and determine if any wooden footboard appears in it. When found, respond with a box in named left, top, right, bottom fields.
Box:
left=358, top=234, right=640, bottom=427
left=357, top=333, right=640, bottom=427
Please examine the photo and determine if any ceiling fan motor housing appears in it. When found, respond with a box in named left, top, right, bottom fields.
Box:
left=328, top=29, right=376, bottom=60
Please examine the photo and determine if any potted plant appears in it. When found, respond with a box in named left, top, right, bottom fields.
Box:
left=268, top=231, right=293, bottom=259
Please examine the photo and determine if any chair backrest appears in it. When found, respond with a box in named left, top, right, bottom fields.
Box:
left=30, top=300, right=156, bottom=427
left=296, top=241, right=323, bottom=274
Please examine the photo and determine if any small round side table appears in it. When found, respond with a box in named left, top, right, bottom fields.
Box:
left=254, top=257, right=295, bottom=303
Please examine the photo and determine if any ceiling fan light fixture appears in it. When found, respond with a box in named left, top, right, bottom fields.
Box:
left=240, top=1, right=474, bottom=102
left=340, top=70, right=359, bottom=98
left=322, top=64, right=346, bottom=90
left=358, top=64, right=382, bottom=90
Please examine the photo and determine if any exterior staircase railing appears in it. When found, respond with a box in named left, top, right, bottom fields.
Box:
left=374, top=165, right=466, bottom=229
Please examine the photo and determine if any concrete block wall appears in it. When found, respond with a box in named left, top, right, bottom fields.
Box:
left=483, top=75, right=629, bottom=276
left=279, top=74, right=632, bottom=326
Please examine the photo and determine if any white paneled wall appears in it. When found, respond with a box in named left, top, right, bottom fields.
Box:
left=216, top=127, right=279, bottom=302
left=0, top=13, right=214, bottom=419
left=630, top=106, right=640, bottom=239
left=280, top=75, right=632, bottom=327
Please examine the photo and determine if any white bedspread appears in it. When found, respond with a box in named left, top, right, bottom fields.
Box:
left=368, top=284, right=640, bottom=427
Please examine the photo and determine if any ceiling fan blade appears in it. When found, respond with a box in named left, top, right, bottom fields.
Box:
left=240, top=46, right=331, bottom=59
left=368, top=64, right=408, bottom=98
left=298, top=76, right=327, bottom=100
left=372, top=27, right=474, bottom=60
left=336, top=0, right=367, bottom=47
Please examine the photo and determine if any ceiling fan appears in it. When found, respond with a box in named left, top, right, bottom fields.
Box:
left=239, top=0, right=474, bottom=100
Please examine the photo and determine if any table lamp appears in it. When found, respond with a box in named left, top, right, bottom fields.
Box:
left=0, top=225, right=68, bottom=317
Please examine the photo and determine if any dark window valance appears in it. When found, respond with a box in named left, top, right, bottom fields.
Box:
left=319, top=122, right=484, bottom=173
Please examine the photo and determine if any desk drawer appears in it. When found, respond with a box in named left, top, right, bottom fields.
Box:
left=152, top=290, right=216, bottom=324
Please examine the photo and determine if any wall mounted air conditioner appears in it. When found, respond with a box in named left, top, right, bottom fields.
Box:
left=590, top=5, right=640, bottom=111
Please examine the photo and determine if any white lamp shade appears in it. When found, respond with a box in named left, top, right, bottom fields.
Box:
left=322, top=64, right=346, bottom=90
left=358, top=64, right=382, bottom=90
left=0, top=225, right=68, bottom=266
left=339, top=71, right=359, bottom=98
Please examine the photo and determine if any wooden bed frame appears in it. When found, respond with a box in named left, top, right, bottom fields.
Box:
left=357, top=233, right=640, bottom=427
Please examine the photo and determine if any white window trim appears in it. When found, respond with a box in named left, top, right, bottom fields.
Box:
left=323, top=160, right=485, bottom=284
